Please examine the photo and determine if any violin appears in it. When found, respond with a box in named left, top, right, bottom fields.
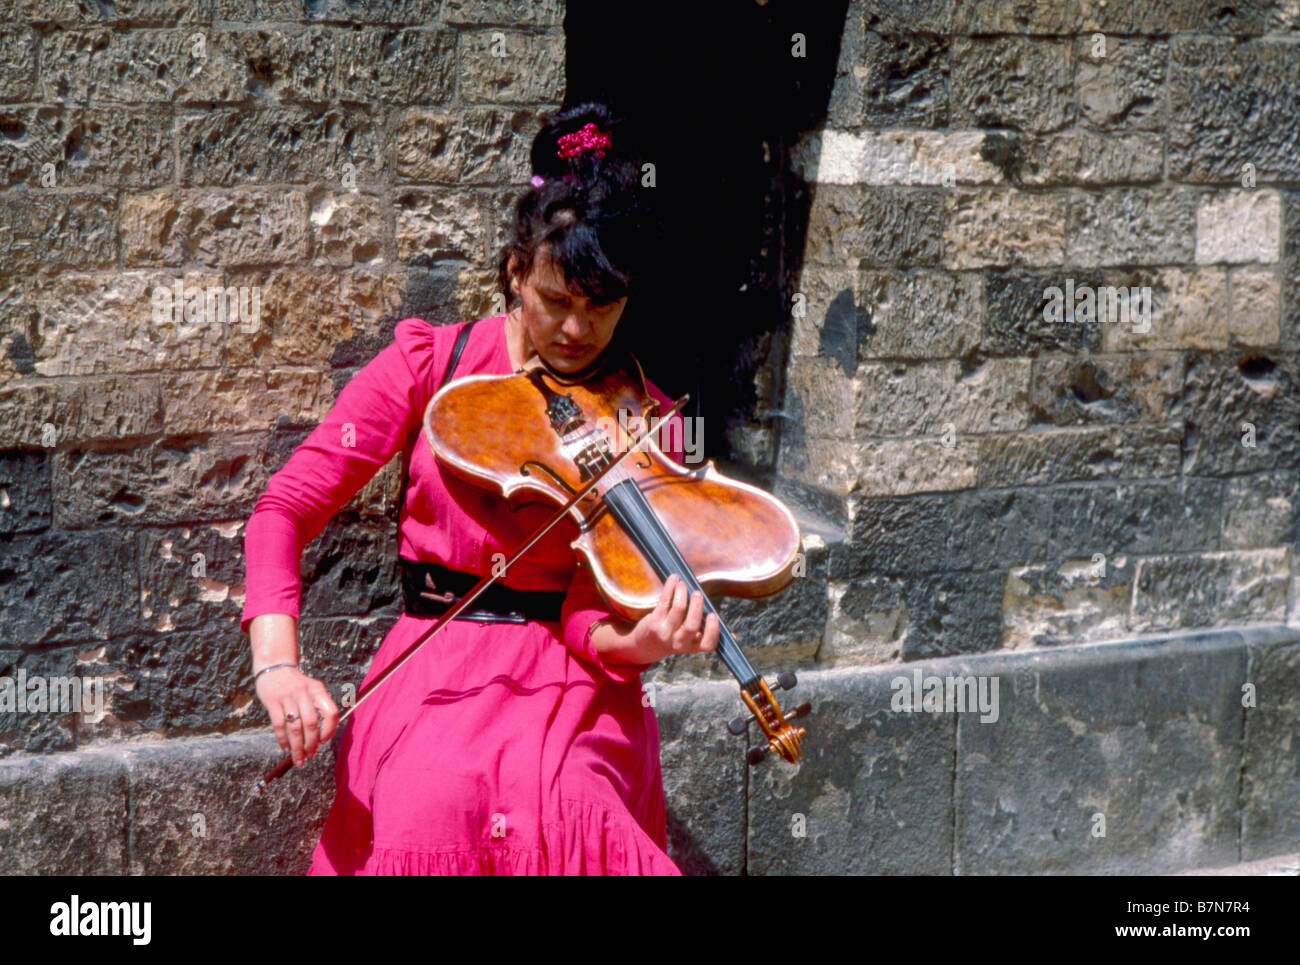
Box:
left=252, top=347, right=810, bottom=795
left=424, top=351, right=812, bottom=766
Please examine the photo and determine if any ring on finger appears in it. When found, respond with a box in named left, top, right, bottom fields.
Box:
left=285, top=710, right=299, bottom=723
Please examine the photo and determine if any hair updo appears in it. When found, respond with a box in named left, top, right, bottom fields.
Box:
left=497, top=103, right=657, bottom=314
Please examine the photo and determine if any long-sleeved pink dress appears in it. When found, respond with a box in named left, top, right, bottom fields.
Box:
left=241, top=313, right=686, bottom=875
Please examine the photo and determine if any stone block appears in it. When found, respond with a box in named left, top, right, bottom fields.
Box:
left=393, top=107, right=536, bottom=184
left=122, top=189, right=310, bottom=268
left=0, top=747, right=128, bottom=874
left=1196, top=190, right=1282, bottom=265
left=137, top=522, right=250, bottom=636
left=113, top=625, right=253, bottom=731
left=954, top=636, right=1245, bottom=873
left=40, top=28, right=248, bottom=105
left=747, top=665, right=954, bottom=874
left=830, top=28, right=950, bottom=130
left=13, top=0, right=210, bottom=24
left=0, top=376, right=164, bottom=447
left=854, top=358, right=1031, bottom=435
left=0, top=104, right=173, bottom=189
left=396, top=188, right=487, bottom=263
left=1039, top=478, right=1224, bottom=558
left=1283, top=191, right=1300, bottom=348
left=982, top=269, right=1106, bottom=356
left=299, top=517, right=402, bottom=618
left=1094, top=266, right=1227, bottom=352
left=805, top=184, right=944, bottom=268
left=51, top=440, right=272, bottom=530
left=953, top=0, right=1132, bottom=32
left=783, top=356, right=854, bottom=437
left=776, top=432, right=858, bottom=500
left=0, top=192, right=116, bottom=272
left=308, top=190, right=386, bottom=268
left=126, top=732, right=332, bottom=875
left=1002, top=555, right=1136, bottom=648
left=943, top=189, right=1067, bottom=269
left=793, top=130, right=999, bottom=189
left=1169, top=38, right=1300, bottom=183
left=178, top=108, right=384, bottom=187
left=442, top=0, right=564, bottom=26
left=1133, top=0, right=1282, bottom=33
left=0, top=530, right=138, bottom=648
left=1241, top=628, right=1300, bottom=860
left=224, top=266, right=402, bottom=368
left=828, top=569, right=1004, bottom=662
left=837, top=479, right=1222, bottom=579
left=1074, top=36, right=1166, bottom=131
left=0, top=449, right=50, bottom=536
left=1067, top=187, right=1197, bottom=267
left=1228, top=266, right=1282, bottom=347
left=1019, top=131, right=1163, bottom=186
left=457, top=30, right=564, bottom=104
left=655, top=681, right=746, bottom=875
left=1180, top=352, right=1300, bottom=475
left=853, top=437, right=979, bottom=497
left=23, top=270, right=224, bottom=376
left=1029, top=352, right=1184, bottom=426
left=161, top=368, right=335, bottom=434
left=338, top=28, right=455, bottom=104
left=951, top=37, right=1074, bottom=134
left=0, top=644, right=113, bottom=755
left=979, top=425, right=1182, bottom=488
left=1221, top=469, right=1298, bottom=550
left=1132, top=549, right=1289, bottom=631
left=0, top=27, right=36, bottom=102
left=220, top=26, right=339, bottom=102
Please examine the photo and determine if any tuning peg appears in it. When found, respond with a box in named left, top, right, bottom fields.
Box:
left=775, top=671, right=797, bottom=691
left=727, top=714, right=749, bottom=736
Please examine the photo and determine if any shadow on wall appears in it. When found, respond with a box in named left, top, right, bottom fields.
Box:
left=564, top=0, right=851, bottom=482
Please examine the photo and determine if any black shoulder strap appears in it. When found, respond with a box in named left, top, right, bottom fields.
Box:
left=439, top=319, right=478, bottom=390
left=396, top=319, right=479, bottom=560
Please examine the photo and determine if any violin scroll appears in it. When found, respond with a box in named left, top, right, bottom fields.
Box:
left=729, top=671, right=812, bottom=766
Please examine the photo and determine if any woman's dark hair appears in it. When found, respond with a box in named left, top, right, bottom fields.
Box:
left=497, top=103, right=657, bottom=312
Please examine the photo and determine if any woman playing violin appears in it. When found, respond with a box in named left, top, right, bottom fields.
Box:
left=242, top=103, right=718, bottom=875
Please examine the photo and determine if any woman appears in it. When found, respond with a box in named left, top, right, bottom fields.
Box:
left=241, top=103, right=719, bottom=875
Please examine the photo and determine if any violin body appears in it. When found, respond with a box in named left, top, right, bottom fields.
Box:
left=424, top=359, right=802, bottom=620
left=423, top=351, right=811, bottom=766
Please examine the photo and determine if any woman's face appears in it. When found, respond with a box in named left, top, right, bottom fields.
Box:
left=509, top=247, right=628, bottom=374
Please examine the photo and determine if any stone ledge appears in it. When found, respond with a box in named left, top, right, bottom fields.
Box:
left=0, top=625, right=1295, bottom=875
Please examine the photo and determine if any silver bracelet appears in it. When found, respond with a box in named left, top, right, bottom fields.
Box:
left=253, top=661, right=298, bottom=683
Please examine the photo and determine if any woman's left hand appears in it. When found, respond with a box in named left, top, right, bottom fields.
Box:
left=627, top=573, right=721, bottom=662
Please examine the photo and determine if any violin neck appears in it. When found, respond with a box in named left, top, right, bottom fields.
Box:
left=603, top=479, right=760, bottom=690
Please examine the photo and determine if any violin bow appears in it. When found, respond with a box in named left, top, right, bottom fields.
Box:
left=251, top=393, right=692, bottom=796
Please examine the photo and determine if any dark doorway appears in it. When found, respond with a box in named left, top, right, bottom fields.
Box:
left=564, top=0, right=850, bottom=483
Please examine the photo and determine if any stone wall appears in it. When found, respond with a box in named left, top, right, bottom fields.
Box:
left=1, top=0, right=1299, bottom=875
left=772, top=0, right=1300, bottom=661
left=0, top=1, right=562, bottom=760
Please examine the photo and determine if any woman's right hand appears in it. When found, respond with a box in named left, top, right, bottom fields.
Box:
left=255, top=665, right=339, bottom=767
left=249, top=613, right=339, bottom=767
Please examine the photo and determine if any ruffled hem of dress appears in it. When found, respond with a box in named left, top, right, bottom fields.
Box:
left=317, top=798, right=681, bottom=876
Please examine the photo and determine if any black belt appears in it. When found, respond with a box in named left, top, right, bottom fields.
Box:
left=399, top=559, right=564, bottom=624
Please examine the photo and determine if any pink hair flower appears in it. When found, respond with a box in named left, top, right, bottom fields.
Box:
left=556, top=122, right=612, bottom=160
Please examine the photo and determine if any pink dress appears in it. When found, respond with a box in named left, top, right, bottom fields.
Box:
left=241, top=314, right=686, bottom=875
